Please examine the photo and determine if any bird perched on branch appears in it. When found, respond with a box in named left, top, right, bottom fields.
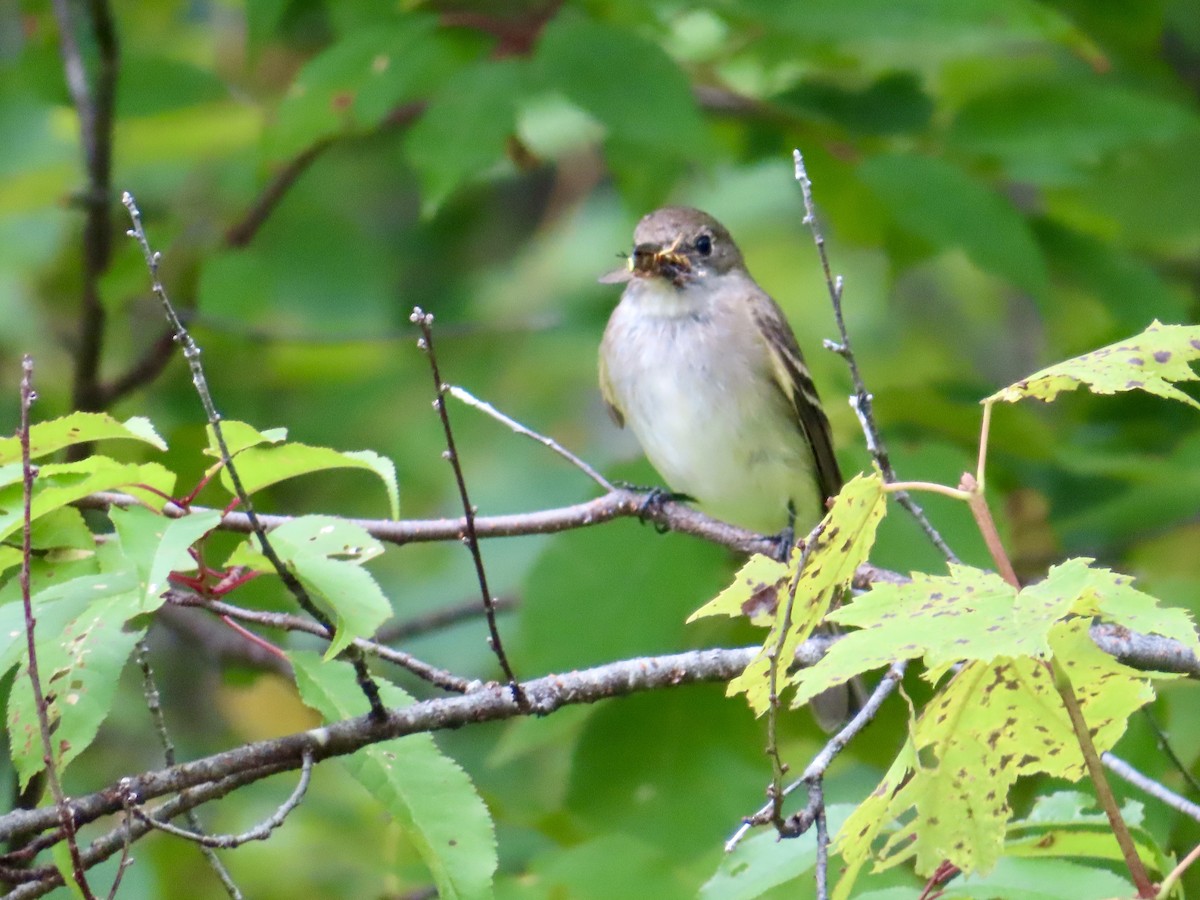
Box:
left=598, top=206, right=850, bottom=728
left=599, top=206, right=842, bottom=536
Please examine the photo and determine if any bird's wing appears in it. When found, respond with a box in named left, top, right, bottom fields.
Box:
left=598, top=347, right=626, bottom=428
left=751, top=293, right=843, bottom=501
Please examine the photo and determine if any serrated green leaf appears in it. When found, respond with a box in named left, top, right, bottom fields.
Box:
left=214, top=437, right=398, bottom=519
left=0, top=458, right=176, bottom=544
left=404, top=59, right=526, bottom=214
left=0, top=412, right=168, bottom=464
left=824, top=559, right=1171, bottom=885
left=227, top=516, right=389, bottom=658
left=203, top=420, right=287, bottom=459
left=833, top=737, right=918, bottom=900
left=291, top=651, right=496, bottom=899
left=706, top=471, right=885, bottom=716
left=687, top=552, right=789, bottom=625
left=109, top=506, right=222, bottom=611
left=1059, top=559, right=1200, bottom=654
left=4, top=568, right=142, bottom=787
left=797, top=566, right=1021, bottom=699
left=794, top=556, right=1194, bottom=707
left=858, top=153, right=1047, bottom=296
left=987, top=320, right=1200, bottom=409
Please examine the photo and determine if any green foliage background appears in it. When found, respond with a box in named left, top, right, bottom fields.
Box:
left=2, top=0, right=1199, bottom=896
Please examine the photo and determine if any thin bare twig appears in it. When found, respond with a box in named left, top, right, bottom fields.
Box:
left=1055, top=661, right=1154, bottom=896
left=765, top=522, right=827, bottom=826
left=448, top=385, right=613, bottom=490
left=793, top=149, right=958, bottom=564
left=135, top=642, right=243, bottom=897
left=121, top=192, right=386, bottom=721
left=1140, top=708, right=1200, bottom=798
left=959, top=473, right=1020, bottom=587
left=1102, top=751, right=1200, bottom=822
left=729, top=660, right=909, bottom=850
left=126, top=751, right=312, bottom=849
left=1156, top=839, right=1200, bottom=900
left=224, top=139, right=333, bottom=248
left=18, top=357, right=94, bottom=898
left=7, top=765, right=291, bottom=900
left=813, top=781, right=829, bottom=900
left=168, top=591, right=475, bottom=694
left=412, top=308, right=526, bottom=707
left=0, top=643, right=834, bottom=850
left=0, top=628, right=1193, bottom=883
left=374, top=595, right=517, bottom=644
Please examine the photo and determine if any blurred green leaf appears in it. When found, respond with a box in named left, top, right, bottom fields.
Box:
left=270, top=16, right=463, bottom=159
left=536, top=14, right=712, bottom=158
left=773, top=73, right=934, bottom=136
left=700, top=805, right=854, bottom=900
left=293, top=651, right=497, bottom=899
left=858, top=153, right=1048, bottom=296
left=117, top=55, right=229, bottom=117
left=405, top=59, right=527, bottom=214
left=949, top=80, right=1197, bottom=183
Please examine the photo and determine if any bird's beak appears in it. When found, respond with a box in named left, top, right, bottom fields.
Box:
left=598, top=239, right=691, bottom=285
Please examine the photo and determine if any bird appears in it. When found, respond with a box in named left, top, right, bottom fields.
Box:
left=598, top=205, right=842, bottom=537
left=598, top=206, right=851, bottom=729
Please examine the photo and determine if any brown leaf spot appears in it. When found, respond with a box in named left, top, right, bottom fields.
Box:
left=742, top=584, right=779, bottom=617
left=1154, top=350, right=1172, bottom=363
left=1127, top=357, right=1144, bottom=366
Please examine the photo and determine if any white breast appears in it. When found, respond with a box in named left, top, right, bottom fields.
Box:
left=601, top=275, right=821, bottom=534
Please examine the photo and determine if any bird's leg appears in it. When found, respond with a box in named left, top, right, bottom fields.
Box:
left=773, top=502, right=798, bottom=563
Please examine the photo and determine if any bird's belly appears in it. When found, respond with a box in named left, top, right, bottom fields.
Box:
left=609, top=317, right=820, bottom=533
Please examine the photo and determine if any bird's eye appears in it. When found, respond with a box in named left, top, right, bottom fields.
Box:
left=695, top=234, right=713, bottom=257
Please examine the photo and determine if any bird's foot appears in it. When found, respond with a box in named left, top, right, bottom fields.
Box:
left=772, top=523, right=796, bottom=562
left=773, top=502, right=799, bottom=562
left=616, top=482, right=695, bottom=533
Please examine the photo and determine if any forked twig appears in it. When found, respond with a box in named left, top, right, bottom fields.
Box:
left=448, top=385, right=613, bottom=490
left=18, top=357, right=95, bottom=898
left=411, top=308, right=526, bottom=708
left=793, top=149, right=958, bottom=564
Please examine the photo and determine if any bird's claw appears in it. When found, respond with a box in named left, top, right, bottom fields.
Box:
left=616, top=482, right=695, bottom=533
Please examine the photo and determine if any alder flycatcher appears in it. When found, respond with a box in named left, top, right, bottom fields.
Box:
left=599, top=206, right=842, bottom=536
left=599, top=206, right=850, bottom=729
